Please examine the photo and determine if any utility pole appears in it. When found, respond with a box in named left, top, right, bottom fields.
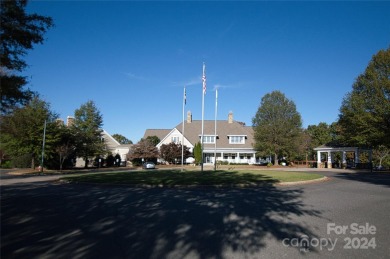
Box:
left=40, top=120, right=47, bottom=173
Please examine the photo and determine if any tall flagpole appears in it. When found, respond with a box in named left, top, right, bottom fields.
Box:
left=181, top=87, right=186, bottom=172
left=214, top=88, right=218, bottom=171
left=201, top=63, right=206, bottom=172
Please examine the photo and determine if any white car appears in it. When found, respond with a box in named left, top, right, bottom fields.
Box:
left=142, top=162, right=156, bottom=169
left=186, top=157, right=195, bottom=164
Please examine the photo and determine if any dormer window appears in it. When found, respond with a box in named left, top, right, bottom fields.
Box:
left=228, top=135, right=246, bottom=144
left=199, top=135, right=216, bottom=144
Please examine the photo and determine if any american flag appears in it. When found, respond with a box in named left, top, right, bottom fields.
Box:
left=202, top=63, right=206, bottom=95
left=184, top=87, right=186, bottom=105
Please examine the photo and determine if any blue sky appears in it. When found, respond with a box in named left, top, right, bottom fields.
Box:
left=25, top=1, right=390, bottom=143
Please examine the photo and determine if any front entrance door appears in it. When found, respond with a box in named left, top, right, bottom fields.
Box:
left=205, top=154, right=212, bottom=163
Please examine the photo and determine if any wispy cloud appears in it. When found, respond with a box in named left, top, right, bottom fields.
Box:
left=124, top=72, right=147, bottom=81
left=184, top=77, right=201, bottom=86
left=218, top=22, right=235, bottom=38
left=212, top=83, right=241, bottom=91
left=172, top=76, right=202, bottom=88
left=213, top=84, right=222, bottom=91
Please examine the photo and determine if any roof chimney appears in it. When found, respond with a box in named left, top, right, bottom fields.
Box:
left=187, top=111, right=192, bottom=123
left=228, top=112, right=233, bottom=123
left=67, top=116, right=75, bottom=127
left=55, top=118, right=64, bottom=126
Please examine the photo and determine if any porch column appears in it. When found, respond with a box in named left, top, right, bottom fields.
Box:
left=237, top=152, right=240, bottom=163
left=252, top=153, right=256, bottom=164
left=342, top=151, right=347, bottom=169
left=327, top=151, right=332, bottom=168
left=355, top=148, right=360, bottom=164
left=317, top=150, right=321, bottom=168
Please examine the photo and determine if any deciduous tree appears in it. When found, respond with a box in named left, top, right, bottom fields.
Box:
left=306, top=122, right=332, bottom=148
left=72, top=101, right=104, bottom=168
left=160, top=142, right=190, bottom=164
left=373, top=145, right=389, bottom=168
left=304, top=122, right=343, bottom=160
left=338, top=47, right=390, bottom=149
left=0, top=97, right=58, bottom=168
left=143, top=135, right=160, bottom=146
left=252, top=91, right=303, bottom=165
left=55, top=125, right=76, bottom=170
left=112, top=134, right=132, bottom=144
left=127, top=138, right=159, bottom=165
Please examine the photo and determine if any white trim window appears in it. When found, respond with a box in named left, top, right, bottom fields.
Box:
left=200, top=135, right=216, bottom=144
left=171, top=136, right=180, bottom=144
left=229, top=135, right=246, bottom=144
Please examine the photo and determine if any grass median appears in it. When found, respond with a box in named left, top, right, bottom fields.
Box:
left=61, top=169, right=323, bottom=187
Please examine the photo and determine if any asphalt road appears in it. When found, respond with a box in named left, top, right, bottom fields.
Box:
left=1, top=170, right=389, bottom=259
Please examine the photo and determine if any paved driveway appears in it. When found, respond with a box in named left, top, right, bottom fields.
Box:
left=1, top=170, right=389, bottom=258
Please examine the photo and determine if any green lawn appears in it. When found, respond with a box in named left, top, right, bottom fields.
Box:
left=61, top=170, right=323, bottom=186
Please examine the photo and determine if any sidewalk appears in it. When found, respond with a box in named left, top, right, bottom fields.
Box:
left=0, top=167, right=134, bottom=186
left=0, top=175, right=62, bottom=186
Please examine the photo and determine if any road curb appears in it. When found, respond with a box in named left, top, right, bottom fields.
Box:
left=276, top=176, right=330, bottom=186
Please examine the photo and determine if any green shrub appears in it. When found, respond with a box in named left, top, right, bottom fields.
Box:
left=1, top=161, right=12, bottom=168
left=12, top=154, right=32, bottom=168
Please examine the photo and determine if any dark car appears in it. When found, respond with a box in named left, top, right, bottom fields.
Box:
left=142, top=162, right=156, bottom=169
left=374, top=165, right=385, bottom=171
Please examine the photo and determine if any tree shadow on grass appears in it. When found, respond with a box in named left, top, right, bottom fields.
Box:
left=65, top=170, right=278, bottom=186
left=1, top=181, right=322, bottom=258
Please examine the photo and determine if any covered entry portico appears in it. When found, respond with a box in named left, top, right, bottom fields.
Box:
left=314, top=145, right=372, bottom=169
left=203, top=148, right=256, bottom=164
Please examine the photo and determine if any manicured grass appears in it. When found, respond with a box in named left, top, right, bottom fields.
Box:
left=61, top=170, right=323, bottom=186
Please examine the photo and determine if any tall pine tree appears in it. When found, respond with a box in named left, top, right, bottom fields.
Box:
left=1, top=0, right=53, bottom=113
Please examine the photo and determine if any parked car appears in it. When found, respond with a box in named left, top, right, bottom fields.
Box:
left=186, top=157, right=195, bottom=164
left=142, top=162, right=155, bottom=169
left=374, top=165, right=385, bottom=171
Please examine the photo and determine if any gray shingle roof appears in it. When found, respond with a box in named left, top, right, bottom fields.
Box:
left=143, top=129, right=172, bottom=142
left=144, top=120, right=254, bottom=149
left=176, top=120, right=254, bottom=149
